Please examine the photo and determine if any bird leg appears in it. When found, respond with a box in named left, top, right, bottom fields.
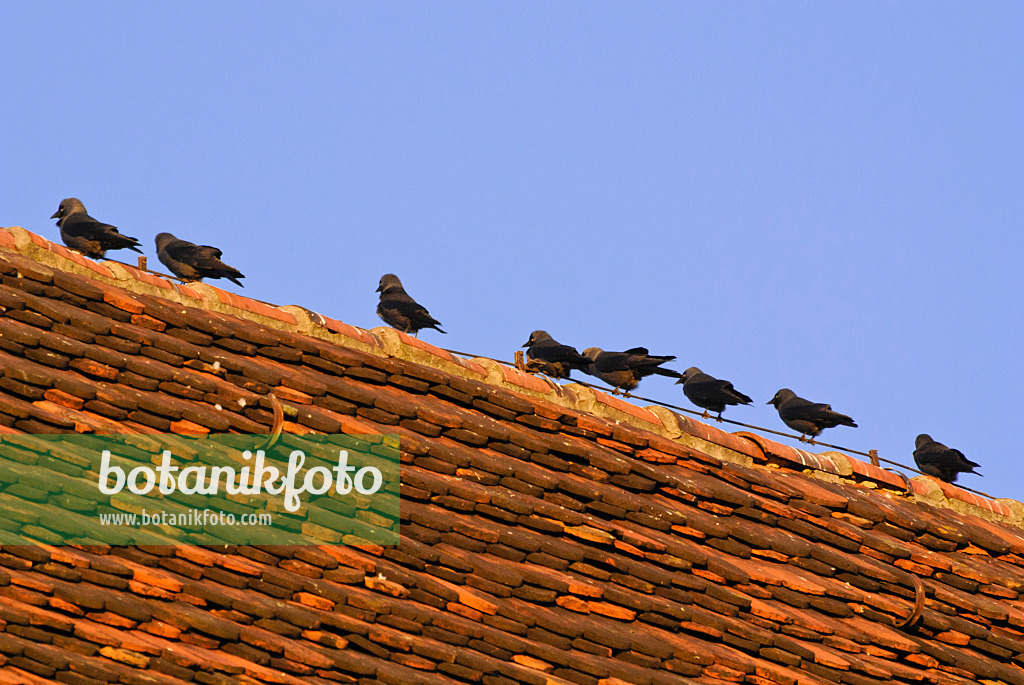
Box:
left=700, top=410, right=710, bottom=419
left=715, top=412, right=724, bottom=423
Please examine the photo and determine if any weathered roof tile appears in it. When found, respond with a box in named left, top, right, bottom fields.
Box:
left=3, top=233, right=1024, bottom=685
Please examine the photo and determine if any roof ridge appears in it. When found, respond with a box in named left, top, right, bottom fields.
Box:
left=2, top=224, right=1021, bottom=529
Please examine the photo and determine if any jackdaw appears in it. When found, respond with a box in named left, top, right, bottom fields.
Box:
left=51, top=198, right=142, bottom=259
left=376, top=274, right=445, bottom=336
left=913, top=434, right=981, bottom=483
left=767, top=388, right=857, bottom=442
left=155, top=233, right=245, bottom=287
left=677, top=367, right=752, bottom=420
left=522, top=331, right=590, bottom=379
left=582, top=347, right=681, bottom=395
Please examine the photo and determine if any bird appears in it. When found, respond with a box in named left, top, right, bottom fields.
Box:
left=155, top=233, right=245, bottom=287
left=51, top=198, right=143, bottom=259
left=581, top=347, right=681, bottom=396
left=375, top=274, right=445, bottom=336
left=767, top=388, right=857, bottom=443
left=913, top=434, right=981, bottom=483
left=522, top=331, right=591, bottom=379
left=677, top=367, right=752, bottom=420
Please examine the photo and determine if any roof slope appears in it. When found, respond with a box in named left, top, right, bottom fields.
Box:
left=2, top=226, right=1024, bottom=685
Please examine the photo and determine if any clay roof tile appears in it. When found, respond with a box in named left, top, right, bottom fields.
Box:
left=2, top=230, right=1024, bottom=685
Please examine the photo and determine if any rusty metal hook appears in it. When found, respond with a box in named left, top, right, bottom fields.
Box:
left=893, top=574, right=926, bottom=630
left=258, top=393, right=284, bottom=451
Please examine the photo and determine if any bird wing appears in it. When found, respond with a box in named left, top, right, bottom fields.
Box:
left=62, top=216, right=118, bottom=239
left=686, top=375, right=730, bottom=394
left=913, top=442, right=943, bottom=465
left=950, top=448, right=981, bottom=469
left=555, top=344, right=588, bottom=362
left=384, top=293, right=440, bottom=326
left=625, top=349, right=675, bottom=366
left=622, top=347, right=650, bottom=356
left=596, top=349, right=670, bottom=370
left=385, top=293, right=423, bottom=313
left=593, top=351, right=634, bottom=372
left=801, top=402, right=856, bottom=427
left=166, top=242, right=224, bottom=263
left=722, top=382, right=753, bottom=404
left=780, top=398, right=829, bottom=420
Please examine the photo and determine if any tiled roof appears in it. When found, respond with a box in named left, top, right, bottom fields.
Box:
left=2, top=224, right=1024, bottom=685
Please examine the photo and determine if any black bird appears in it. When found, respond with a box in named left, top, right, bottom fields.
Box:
left=677, top=367, right=752, bottom=420
left=582, top=347, right=681, bottom=395
left=767, top=388, right=857, bottom=442
left=913, top=434, right=981, bottom=483
left=376, top=274, right=445, bottom=336
left=522, top=331, right=590, bottom=379
left=155, top=233, right=245, bottom=287
left=51, top=198, right=142, bottom=259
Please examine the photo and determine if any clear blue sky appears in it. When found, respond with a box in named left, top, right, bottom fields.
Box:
left=3, top=4, right=1022, bottom=498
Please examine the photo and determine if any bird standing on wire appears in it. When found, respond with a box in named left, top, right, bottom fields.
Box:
left=522, top=331, right=591, bottom=380
left=581, top=347, right=680, bottom=396
left=677, top=367, right=752, bottom=420
left=767, top=388, right=857, bottom=443
left=913, top=434, right=981, bottom=483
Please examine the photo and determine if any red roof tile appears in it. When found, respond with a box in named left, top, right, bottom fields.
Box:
left=847, top=456, right=911, bottom=492
left=736, top=432, right=846, bottom=476
left=2, top=226, right=1024, bottom=685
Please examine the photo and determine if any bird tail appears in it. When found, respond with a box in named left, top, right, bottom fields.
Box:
left=954, top=449, right=982, bottom=471
left=732, top=389, right=754, bottom=405
left=833, top=413, right=857, bottom=428
left=570, top=355, right=592, bottom=369
left=219, top=264, right=245, bottom=287
left=653, top=367, right=682, bottom=379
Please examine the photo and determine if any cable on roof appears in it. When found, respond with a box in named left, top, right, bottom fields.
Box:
left=100, top=255, right=1000, bottom=503
left=441, top=347, right=1000, bottom=502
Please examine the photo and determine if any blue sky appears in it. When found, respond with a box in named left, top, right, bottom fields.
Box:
left=3, top=4, right=1022, bottom=497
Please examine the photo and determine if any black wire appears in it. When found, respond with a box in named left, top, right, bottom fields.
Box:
left=100, top=257, right=998, bottom=503
left=442, top=348, right=999, bottom=502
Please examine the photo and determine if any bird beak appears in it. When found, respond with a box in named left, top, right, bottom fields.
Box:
left=521, top=341, right=530, bottom=348
left=765, top=400, right=772, bottom=405
left=50, top=210, right=60, bottom=219
left=375, top=285, right=382, bottom=293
